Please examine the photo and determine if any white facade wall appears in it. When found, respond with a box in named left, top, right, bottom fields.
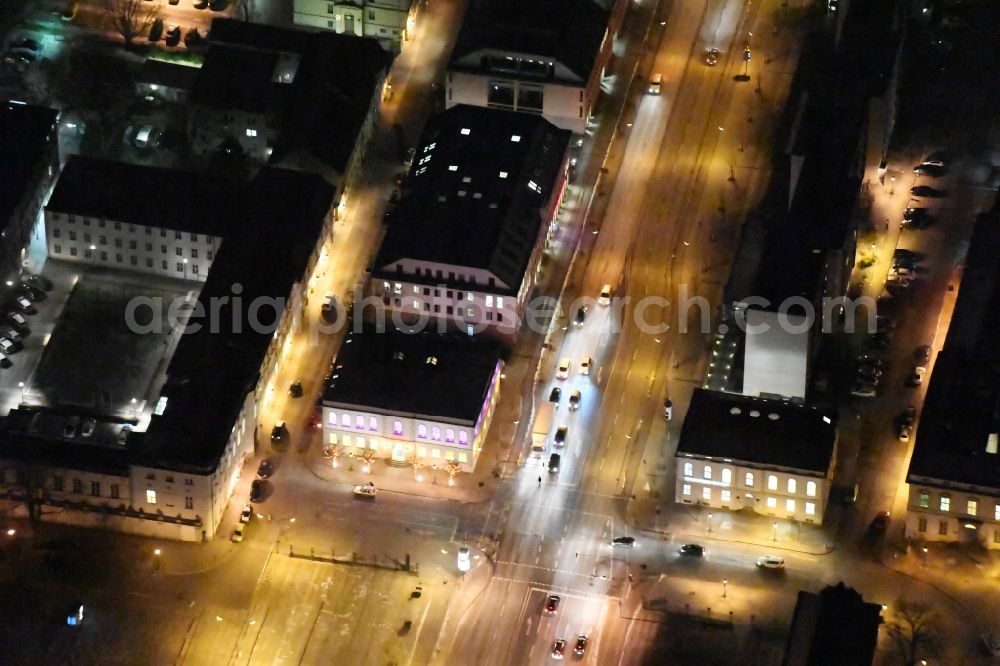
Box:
left=905, top=482, right=1000, bottom=550
left=44, top=211, right=221, bottom=283
left=373, top=278, right=520, bottom=335
left=674, top=455, right=831, bottom=525
left=293, top=0, right=412, bottom=50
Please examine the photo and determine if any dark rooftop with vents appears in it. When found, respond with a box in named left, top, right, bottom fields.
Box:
left=677, top=389, right=837, bottom=474
left=451, top=0, right=611, bottom=83
left=372, top=105, right=569, bottom=293
left=907, top=206, right=1000, bottom=490
left=322, top=327, right=501, bottom=424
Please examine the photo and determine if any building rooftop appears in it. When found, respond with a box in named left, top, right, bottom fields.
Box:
left=135, top=167, right=334, bottom=473
left=451, top=0, right=610, bottom=83
left=677, top=389, right=837, bottom=474
left=46, top=156, right=235, bottom=237
left=190, top=45, right=283, bottom=114
left=1, top=408, right=132, bottom=477
left=322, top=327, right=501, bottom=424
left=783, top=583, right=882, bottom=666
left=0, top=100, right=57, bottom=227
left=373, top=105, right=569, bottom=293
left=135, top=59, right=200, bottom=91
left=907, top=208, right=1000, bottom=490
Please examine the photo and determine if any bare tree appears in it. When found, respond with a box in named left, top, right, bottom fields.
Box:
left=886, top=598, right=939, bottom=666
left=103, top=0, right=157, bottom=45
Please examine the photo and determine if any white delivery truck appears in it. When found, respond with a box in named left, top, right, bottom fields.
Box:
left=531, top=402, right=555, bottom=456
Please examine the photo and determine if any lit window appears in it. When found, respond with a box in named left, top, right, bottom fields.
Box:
left=721, top=468, right=731, bottom=484
left=413, top=285, right=420, bottom=294
left=460, top=128, right=470, bottom=135
left=448, top=165, right=458, bottom=171
left=786, top=499, right=795, bottom=512
left=787, top=479, right=797, bottom=494
left=806, top=481, right=817, bottom=497
left=995, top=504, right=1000, bottom=521
left=745, top=472, right=754, bottom=487
left=967, top=499, right=977, bottom=516
left=431, top=426, right=441, bottom=441
left=445, top=450, right=455, bottom=461
left=355, top=415, right=365, bottom=430
left=444, top=428, right=455, bottom=443
left=417, top=424, right=427, bottom=439
left=458, top=431, right=469, bottom=445
left=511, top=135, right=521, bottom=142
left=458, top=452, right=468, bottom=463
left=918, top=517, right=927, bottom=532
left=721, top=490, right=731, bottom=502
left=499, top=171, right=508, bottom=179
left=328, top=432, right=338, bottom=445
left=497, top=297, right=504, bottom=308
left=393, top=421, right=403, bottom=436
left=413, top=299, right=420, bottom=309
left=918, top=491, right=929, bottom=508
left=485, top=295, right=493, bottom=307
left=766, top=496, right=776, bottom=508
left=341, top=414, right=350, bottom=427
left=146, top=489, right=157, bottom=504
left=702, top=487, right=711, bottom=501
left=431, top=448, right=441, bottom=459
left=683, top=462, right=693, bottom=477
left=703, top=465, right=712, bottom=480
left=805, top=502, right=816, bottom=516
left=467, top=293, right=474, bottom=301
left=767, top=475, right=778, bottom=491
left=682, top=484, right=691, bottom=496
left=369, top=416, right=378, bottom=431
left=246, top=128, right=257, bottom=137
left=940, top=495, right=950, bottom=512
left=328, top=412, right=337, bottom=426
left=417, top=446, right=426, bottom=457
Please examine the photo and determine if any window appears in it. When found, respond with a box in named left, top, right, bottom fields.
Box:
left=192, top=265, right=199, bottom=275
left=682, top=483, right=691, bottom=496
left=940, top=495, right=950, bottom=512
left=487, top=80, right=515, bottom=107
left=445, top=428, right=455, bottom=443
left=176, top=247, right=183, bottom=256
left=417, top=446, right=427, bottom=458
left=53, top=476, right=63, bottom=491
left=806, top=481, right=817, bottom=497
left=91, top=481, right=101, bottom=496
left=130, top=256, right=137, bottom=266
left=146, top=489, right=157, bottom=504
left=175, top=231, right=182, bottom=240
left=115, top=238, right=122, bottom=248
left=53, top=228, right=61, bottom=238
left=54, top=244, right=61, bottom=254
left=146, top=258, right=153, bottom=268
left=366, top=416, right=376, bottom=431
left=996, top=504, right=1000, bottom=521
left=110, top=484, right=120, bottom=499
left=745, top=472, right=754, bottom=487
left=190, top=233, right=197, bottom=242
left=69, top=230, right=77, bottom=241
left=185, top=497, right=193, bottom=510
left=458, top=452, right=468, bottom=463
left=938, top=521, right=947, bottom=536
left=766, top=496, right=776, bottom=509
left=721, top=489, right=731, bottom=502
left=432, top=426, right=441, bottom=441
left=702, top=487, right=711, bottom=501
left=786, top=499, right=796, bottom=512
left=417, top=424, right=427, bottom=439
left=702, top=465, right=712, bottom=480
left=115, top=254, right=122, bottom=263
left=355, top=415, right=365, bottom=430
left=161, top=260, right=167, bottom=269
left=129, top=240, right=137, bottom=250
left=918, top=491, right=929, bottom=508
left=805, top=502, right=816, bottom=516
left=431, top=448, right=441, bottom=459
left=73, top=478, right=82, bottom=493
left=767, top=475, right=777, bottom=490
left=114, top=221, right=121, bottom=230
left=967, top=499, right=977, bottom=516
left=100, top=235, right=107, bottom=245
left=393, top=420, right=403, bottom=436
left=70, top=247, right=77, bottom=256
left=683, top=462, right=693, bottom=477
left=458, top=431, right=469, bottom=445
left=787, top=479, right=797, bottom=494
left=340, top=413, right=350, bottom=427
left=721, top=468, right=731, bottom=484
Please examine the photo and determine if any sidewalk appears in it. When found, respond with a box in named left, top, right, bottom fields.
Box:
left=629, top=496, right=835, bottom=556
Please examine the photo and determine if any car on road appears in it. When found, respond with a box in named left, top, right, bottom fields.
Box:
left=663, top=398, right=672, bottom=420
left=913, top=163, right=945, bottom=177
left=257, top=459, right=273, bottom=479
left=756, top=555, right=785, bottom=569
left=920, top=159, right=945, bottom=168
left=843, top=482, right=860, bottom=505
left=80, top=417, right=96, bottom=438
left=678, top=543, right=705, bottom=558
left=598, top=284, right=612, bottom=306
left=612, top=536, right=636, bottom=547
left=894, top=248, right=918, bottom=259
left=568, top=390, right=581, bottom=411
left=457, top=547, right=471, bottom=572
left=232, top=523, right=246, bottom=542
left=911, top=185, right=945, bottom=198
left=556, top=358, right=571, bottom=379
left=549, top=387, right=561, bottom=403
left=704, top=47, right=720, bottom=66
left=896, top=422, right=912, bottom=442
left=10, top=38, right=39, bottom=51
left=553, top=425, right=567, bottom=447
left=908, top=366, right=927, bottom=387
left=574, top=635, right=588, bottom=656
left=872, top=511, right=891, bottom=533
left=118, top=423, right=132, bottom=445
left=7, top=312, right=28, bottom=333
left=579, top=356, right=591, bottom=375
left=270, top=420, right=288, bottom=442
left=321, top=292, right=337, bottom=321
left=573, top=306, right=587, bottom=326
left=548, top=453, right=561, bottom=473
left=15, top=297, right=35, bottom=314
left=914, top=344, right=931, bottom=364
left=648, top=72, right=662, bottom=95
left=63, top=415, right=80, bottom=438
left=353, top=482, right=377, bottom=498
left=288, top=380, right=303, bottom=398
left=240, top=504, right=253, bottom=523
left=0, top=338, right=18, bottom=355
left=250, top=479, right=264, bottom=502
left=133, top=125, right=161, bottom=148
left=551, top=638, right=566, bottom=660
left=544, top=594, right=560, bottom=615
left=0, top=353, right=10, bottom=368
left=165, top=24, right=181, bottom=46
left=903, top=207, right=928, bottom=221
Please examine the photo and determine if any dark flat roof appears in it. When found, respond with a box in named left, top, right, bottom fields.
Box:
left=1, top=408, right=131, bottom=477
left=677, top=389, right=837, bottom=474
left=0, top=101, right=57, bottom=227
left=783, top=583, right=881, bottom=666
left=190, top=46, right=281, bottom=113
left=373, top=105, right=569, bottom=292
left=452, top=0, right=609, bottom=82
left=322, top=327, right=501, bottom=423
left=46, top=156, right=235, bottom=236
left=907, top=209, right=1000, bottom=490
left=136, top=59, right=200, bottom=90
left=136, top=168, right=334, bottom=473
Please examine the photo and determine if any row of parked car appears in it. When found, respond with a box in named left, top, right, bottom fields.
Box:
left=0, top=273, right=52, bottom=364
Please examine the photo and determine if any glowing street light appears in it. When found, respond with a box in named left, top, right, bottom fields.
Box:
left=772, top=521, right=778, bottom=542
left=723, top=577, right=728, bottom=598
left=708, top=512, right=713, bottom=533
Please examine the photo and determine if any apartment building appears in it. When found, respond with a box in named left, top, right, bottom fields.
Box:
left=675, top=389, right=838, bottom=525
left=293, top=0, right=414, bottom=51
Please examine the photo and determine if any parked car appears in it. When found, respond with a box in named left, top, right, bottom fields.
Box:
left=850, top=384, right=877, bottom=398
left=553, top=426, right=567, bottom=447
left=1, top=326, right=22, bottom=343
left=903, top=207, right=928, bottom=221
left=0, top=352, right=11, bottom=368
left=118, top=423, right=132, bottom=445
left=893, top=248, right=918, bottom=260
left=457, top=547, right=471, bottom=572
left=704, top=47, right=720, bottom=66
left=896, top=422, right=912, bottom=442
left=911, top=185, right=945, bottom=198
left=556, top=358, right=571, bottom=379
left=10, top=38, right=40, bottom=51
left=568, top=390, right=581, bottom=411
left=288, top=381, right=303, bottom=398
left=612, top=536, right=636, bottom=547
left=551, top=638, right=566, bottom=660
left=913, top=162, right=945, bottom=177
left=574, top=635, right=588, bottom=656
left=647, top=72, right=662, bottom=95
left=872, top=511, right=891, bottom=533
left=544, top=594, right=560, bottom=615
left=915, top=344, right=931, bottom=364
left=63, top=415, right=80, bottom=438
left=678, top=543, right=705, bottom=557
left=270, top=420, right=288, bottom=442
left=843, top=482, right=860, bottom=505
left=0, top=338, right=18, bottom=355
left=321, top=292, right=337, bottom=321
left=240, top=503, right=253, bottom=523
left=232, top=523, right=246, bottom=542
left=598, top=284, right=612, bottom=306
left=14, top=297, right=35, bottom=314
left=6, top=312, right=28, bottom=333
left=579, top=357, right=591, bottom=375
left=574, top=306, right=587, bottom=326
left=353, top=482, right=377, bottom=498
left=549, top=387, right=561, bottom=403
left=80, top=417, right=96, bottom=438
left=257, top=459, right=273, bottom=479
left=756, top=555, right=785, bottom=569
left=250, top=479, right=264, bottom=502
left=981, top=633, right=1000, bottom=657
left=908, top=366, right=927, bottom=387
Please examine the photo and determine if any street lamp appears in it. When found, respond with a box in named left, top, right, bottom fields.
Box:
left=890, top=176, right=896, bottom=195
left=772, top=522, right=778, bottom=542
left=89, top=244, right=97, bottom=266
left=153, top=548, right=161, bottom=572
left=723, top=577, right=728, bottom=598
left=707, top=512, right=713, bottom=533
left=182, top=258, right=188, bottom=281
left=130, top=397, right=137, bottom=419
left=17, top=381, right=24, bottom=403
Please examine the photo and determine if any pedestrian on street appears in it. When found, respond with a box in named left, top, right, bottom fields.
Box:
left=537, top=476, right=542, bottom=484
